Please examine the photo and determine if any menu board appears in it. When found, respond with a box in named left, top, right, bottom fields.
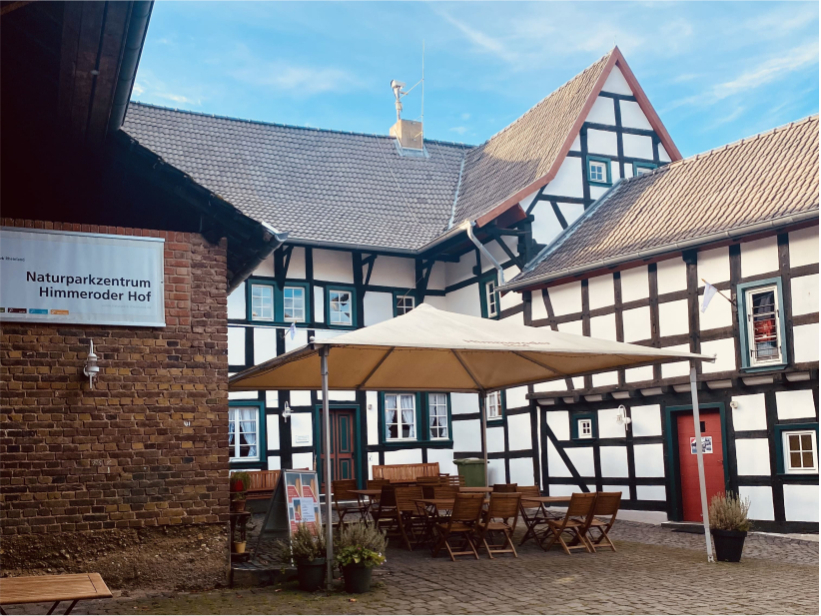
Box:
left=256, top=470, right=323, bottom=551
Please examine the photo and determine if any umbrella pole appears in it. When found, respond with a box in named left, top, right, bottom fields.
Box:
left=479, top=390, right=488, bottom=486
left=321, top=346, right=334, bottom=588
left=689, top=364, right=714, bottom=563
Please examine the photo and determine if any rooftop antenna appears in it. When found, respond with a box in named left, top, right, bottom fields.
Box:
left=420, top=39, right=425, bottom=143
left=390, top=79, right=405, bottom=122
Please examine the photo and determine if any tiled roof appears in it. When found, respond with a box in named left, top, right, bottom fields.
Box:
left=453, top=51, right=613, bottom=225
left=123, top=104, right=470, bottom=251
left=506, top=115, right=820, bottom=290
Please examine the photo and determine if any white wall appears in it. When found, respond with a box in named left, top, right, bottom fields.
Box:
left=228, top=287, right=245, bottom=319
left=620, top=266, right=649, bottom=302
left=368, top=255, right=415, bottom=288
left=601, top=66, right=632, bottom=96
left=738, top=485, right=775, bottom=521
left=735, top=439, right=771, bottom=476
left=228, top=326, right=245, bottom=365
left=731, top=394, right=767, bottom=431
left=588, top=274, right=615, bottom=309
left=446, top=284, right=481, bottom=317
left=783, top=484, right=819, bottom=522
left=313, top=249, right=353, bottom=283
left=656, top=258, right=687, bottom=295
left=619, top=100, right=652, bottom=130
left=287, top=247, right=306, bottom=279
left=740, top=236, right=779, bottom=278
left=630, top=405, right=662, bottom=437
left=363, top=291, right=394, bottom=326
left=775, top=389, right=816, bottom=420
left=633, top=443, right=665, bottom=477
left=788, top=226, right=819, bottom=268
left=790, top=274, right=818, bottom=315
left=546, top=156, right=584, bottom=198
left=549, top=281, right=582, bottom=315
left=586, top=96, right=616, bottom=125
left=600, top=446, right=629, bottom=477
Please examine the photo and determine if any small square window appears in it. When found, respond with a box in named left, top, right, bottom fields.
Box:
left=588, top=158, right=611, bottom=185
left=329, top=289, right=353, bottom=326
left=485, top=279, right=498, bottom=318
left=396, top=294, right=415, bottom=316
left=783, top=430, right=817, bottom=474
left=578, top=418, right=593, bottom=439
left=745, top=284, right=782, bottom=366
left=283, top=286, right=306, bottom=323
left=251, top=284, right=274, bottom=321
left=486, top=391, right=503, bottom=420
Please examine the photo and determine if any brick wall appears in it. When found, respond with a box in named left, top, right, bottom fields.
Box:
left=0, top=219, right=230, bottom=537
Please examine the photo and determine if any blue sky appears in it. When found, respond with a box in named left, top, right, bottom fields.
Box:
left=133, top=1, right=818, bottom=157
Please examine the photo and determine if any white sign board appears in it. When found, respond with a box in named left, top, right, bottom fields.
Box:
left=0, top=228, right=165, bottom=327
left=690, top=436, right=713, bottom=455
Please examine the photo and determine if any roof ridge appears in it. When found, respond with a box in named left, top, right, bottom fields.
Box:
left=126, top=101, right=475, bottom=149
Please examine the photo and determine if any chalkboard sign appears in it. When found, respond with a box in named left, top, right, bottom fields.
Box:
left=256, top=470, right=323, bottom=551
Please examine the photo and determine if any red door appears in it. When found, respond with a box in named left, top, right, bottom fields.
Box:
left=319, top=409, right=356, bottom=490
left=677, top=411, right=725, bottom=522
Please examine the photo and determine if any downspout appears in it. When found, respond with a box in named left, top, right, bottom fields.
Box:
left=227, top=221, right=289, bottom=293
left=463, top=220, right=505, bottom=285
left=107, top=1, right=154, bottom=133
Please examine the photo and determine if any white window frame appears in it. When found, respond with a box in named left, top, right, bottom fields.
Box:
left=428, top=393, right=449, bottom=440
left=329, top=289, right=353, bottom=326
left=486, top=391, right=502, bottom=420
left=251, top=283, right=274, bottom=321
left=783, top=430, right=818, bottom=474
left=744, top=284, right=782, bottom=367
left=485, top=279, right=498, bottom=318
left=385, top=393, right=416, bottom=441
left=589, top=160, right=607, bottom=183
left=228, top=407, right=260, bottom=462
left=396, top=294, right=415, bottom=316
left=578, top=418, right=593, bottom=439
left=283, top=285, right=306, bottom=323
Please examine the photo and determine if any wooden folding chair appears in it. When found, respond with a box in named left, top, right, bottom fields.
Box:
left=475, top=492, right=521, bottom=559
left=332, top=479, right=369, bottom=525
left=492, top=483, right=518, bottom=493
left=372, top=484, right=398, bottom=537
left=432, top=493, right=485, bottom=561
left=587, top=491, right=621, bottom=552
left=394, top=486, right=426, bottom=550
left=518, top=485, right=549, bottom=546
left=540, top=492, right=597, bottom=554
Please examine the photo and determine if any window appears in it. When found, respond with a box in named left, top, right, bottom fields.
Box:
left=783, top=430, right=817, bottom=474
left=251, top=284, right=274, bottom=321
left=283, top=286, right=306, bottom=323
left=429, top=393, right=449, bottom=439
left=484, top=279, right=499, bottom=318
left=229, top=407, right=260, bottom=461
left=486, top=391, right=503, bottom=420
left=587, top=156, right=611, bottom=186
left=633, top=162, right=657, bottom=176
left=578, top=418, right=593, bottom=439
left=385, top=393, right=416, bottom=440
left=329, top=289, right=353, bottom=326
left=396, top=294, right=415, bottom=316
left=745, top=284, right=782, bottom=366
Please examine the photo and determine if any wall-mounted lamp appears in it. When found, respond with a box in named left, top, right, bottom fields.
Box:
left=83, top=340, right=99, bottom=389
left=616, top=404, right=632, bottom=426
left=282, top=402, right=292, bottom=422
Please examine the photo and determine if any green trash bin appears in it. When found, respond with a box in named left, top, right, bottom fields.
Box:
left=454, top=458, right=487, bottom=487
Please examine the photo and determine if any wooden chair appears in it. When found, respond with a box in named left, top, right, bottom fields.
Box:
left=441, top=474, right=464, bottom=487
left=492, top=483, right=518, bottom=493
left=433, top=485, right=459, bottom=500
left=432, top=493, right=485, bottom=561
left=587, top=491, right=622, bottom=552
left=540, top=492, right=597, bottom=555
left=394, top=486, right=426, bottom=550
left=372, top=484, right=397, bottom=528
left=475, top=492, right=521, bottom=559
left=518, top=485, right=550, bottom=546
left=332, top=479, right=368, bottom=526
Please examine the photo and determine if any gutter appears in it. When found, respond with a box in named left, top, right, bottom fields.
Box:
left=227, top=222, right=289, bottom=293
left=107, top=1, right=153, bottom=134
left=463, top=220, right=505, bottom=284
left=501, top=209, right=820, bottom=292
left=447, top=154, right=467, bottom=230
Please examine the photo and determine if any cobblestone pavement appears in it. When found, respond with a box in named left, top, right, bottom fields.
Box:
left=5, top=523, right=817, bottom=615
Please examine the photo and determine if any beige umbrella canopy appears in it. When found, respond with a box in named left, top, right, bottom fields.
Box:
left=229, top=303, right=712, bottom=392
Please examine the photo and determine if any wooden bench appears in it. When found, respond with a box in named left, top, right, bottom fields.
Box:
left=0, top=573, right=112, bottom=614
left=372, top=462, right=440, bottom=482
left=245, top=469, right=281, bottom=501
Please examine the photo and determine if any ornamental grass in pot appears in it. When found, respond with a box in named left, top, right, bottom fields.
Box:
left=709, top=492, right=751, bottom=562
left=230, top=471, right=251, bottom=513
left=334, top=522, right=387, bottom=594
left=275, top=523, right=327, bottom=592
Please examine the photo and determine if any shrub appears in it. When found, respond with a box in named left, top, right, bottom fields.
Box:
left=334, top=522, right=387, bottom=568
left=709, top=492, right=751, bottom=532
left=274, top=523, right=327, bottom=564
left=230, top=471, right=252, bottom=494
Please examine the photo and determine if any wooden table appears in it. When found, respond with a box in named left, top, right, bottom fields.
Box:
left=521, top=496, right=572, bottom=506
left=349, top=489, right=382, bottom=521
left=0, top=573, right=112, bottom=615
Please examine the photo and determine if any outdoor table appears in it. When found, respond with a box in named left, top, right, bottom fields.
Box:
left=458, top=486, right=492, bottom=493
left=520, top=496, right=573, bottom=546
left=0, top=573, right=113, bottom=615
left=349, top=488, right=382, bottom=521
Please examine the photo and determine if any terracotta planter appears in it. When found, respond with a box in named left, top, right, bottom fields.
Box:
left=295, top=558, right=326, bottom=592
left=230, top=498, right=246, bottom=513
left=341, top=563, right=373, bottom=594
left=233, top=541, right=247, bottom=554
left=712, top=529, right=747, bottom=562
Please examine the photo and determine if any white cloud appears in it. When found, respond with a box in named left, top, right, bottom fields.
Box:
left=132, top=82, right=145, bottom=97
left=449, top=126, right=468, bottom=135
left=461, top=112, right=471, bottom=120
left=436, top=10, right=518, bottom=63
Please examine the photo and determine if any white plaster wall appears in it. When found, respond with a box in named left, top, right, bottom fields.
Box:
left=587, top=129, right=618, bottom=156
left=731, top=394, right=767, bottom=431
left=622, top=133, right=654, bottom=160
left=531, top=291, right=548, bottom=321
left=656, top=258, right=687, bottom=295
left=363, top=291, right=394, bottom=326
left=265, top=390, right=279, bottom=408
left=567, top=447, right=595, bottom=476
left=590, top=313, right=617, bottom=341
left=228, top=326, right=245, bottom=365
left=547, top=441, right=571, bottom=477
left=520, top=188, right=541, bottom=212
left=423, top=296, right=448, bottom=311
left=228, top=287, right=246, bottom=319
left=547, top=410, right=570, bottom=440
left=791, top=274, right=818, bottom=315
left=508, top=413, right=532, bottom=448
left=451, top=392, right=479, bottom=415
left=625, top=365, right=654, bottom=383
left=313, top=286, right=324, bottom=323
left=789, top=226, right=819, bottom=268
left=634, top=443, right=665, bottom=477
left=621, top=266, right=649, bottom=302
left=367, top=391, right=379, bottom=445
left=602, top=66, right=632, bottom=95
left=658, top=145, right=671, bottom=163
left=480, top=237, right=517, bottom=272
left=290, top=412, right=313, bottom=448
left=534, top=379, right=567, bottom=392
left=267, top=455, right=281, bottom=470
left=697, top=247, right=730, bottom=284
left=509, top=456, right=534, bottom=486
left=598, top=408, right=626, bottom=439
left=548, top=484, right=578, bottom=497
left=636, top=485, right=667, bottom=500
left=428, top=261, right=447, bottom=291
left=699, top=290, right=733, bottom=331
left=500, top=271, right=522, bottom=311
left=700, top=338, right=736, bottom=374
left=738, top=485, right=775, bottom=521
left=368, top=255, right=415, bottom=288
left=592, top=371, right=619, bottom=388
left=426, top=447, right=457, bottom=477
left=488, top=458, right=506, bottom=485
left=793, top=323, right=819, bottom=363
left=290, top=391, right=312, bottom=407
left=445, top=252, right=474, bottom=285
left=487, top=426, right=505, bottom=453
left=292, top=452, right=314, bottom=469
left=254, top=327, right=278, bottom=364
left=229, top=390, right=257, bottom=400
left=506, top=386, right=529, bottom=409
left=570, top=134, right=581, bottom=151
left=659, top=299, right=689, bottom=337
left=619, top=100, right=652, bottom=130
left=783, top=484, right=819, bottom=522
left=775, top=389, right=816, bottom=420
left=547, top=156, right=584, bottom=198
left=631, top=404, right=662, bottom=437
left=590, top=184, right=610, bottom=201
left=446, top=284, right=481, bottom=317
left=623, top=306, right=651, bottom=342
left=600, top=446, right=629, bottom=477
left=530, top=201, right=566, bottom=246
left=384, top=448, right=423, bottom=465
left=735, top=439, right=771, bottom=476
left=453, top=419, right=481, bottom=452
left=602, top=485, right=631, bottom=499
left=549, top=281, right=582, bottom=315
left=588, top=274, right=615, bottom=309
left=313, top=249, right=353, bottom=283
left=253, top=254, right=275, bottom=277
left=284, top=327, right=308, bottom=353
left=266, top=416, right=280, bottom=450
left=740, top=236, right=779, bottom=278
left=287, top=247, right=306, bottom=279
left=586, top=96, right=616, bottom=125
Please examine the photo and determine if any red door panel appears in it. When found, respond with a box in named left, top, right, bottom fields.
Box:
left=677, top=411, right=725, bottom=522
left=319, top=409, right=356, bottom=491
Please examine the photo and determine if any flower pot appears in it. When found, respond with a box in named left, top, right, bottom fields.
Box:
left=296, top=558, right=326, bottom=592
left=341, top=563, right=373, bottom=594
left=230, top=498, right=246, bottom=513
left=232, top=541, right=247, bottom=554
left=712, top=529, right=747, bottom=562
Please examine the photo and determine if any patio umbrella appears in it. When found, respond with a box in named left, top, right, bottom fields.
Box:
left=230, top=303, right=718, bottom=581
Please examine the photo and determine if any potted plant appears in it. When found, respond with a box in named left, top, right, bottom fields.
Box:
left=229, top=471, right=251, bottom=513
left=709, top=492, right=751, bottom=562
left=334, top=522, right=386, bottom=594
left=275, top=523, right=327, bottom=592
